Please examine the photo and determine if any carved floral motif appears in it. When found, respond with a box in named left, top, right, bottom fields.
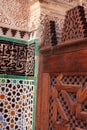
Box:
left=0, top=0, right=30, bottom=31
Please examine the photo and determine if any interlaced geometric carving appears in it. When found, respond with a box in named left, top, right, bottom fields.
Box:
left=68, top=92, right=76, bottom=102
left=49, top=74, right=87, bottom=130
left=57, top=91, right=87, bottom=130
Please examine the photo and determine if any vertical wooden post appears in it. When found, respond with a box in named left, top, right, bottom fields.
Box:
left=35, top=53, right=43, bottom=130
left=40, top=73, right=50, bottom=130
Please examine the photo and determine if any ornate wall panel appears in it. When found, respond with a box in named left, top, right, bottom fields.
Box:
left=0, top=40, right=35, bottom=76
left=38, top=12, right=64, bottom=47
left=0, top=0, right=30, bottom=31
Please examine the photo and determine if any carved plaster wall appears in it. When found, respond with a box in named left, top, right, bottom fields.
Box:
left=0, top=0, right=30, bottom=31
left=38, top=11, right=64, bottom=47
left=40, top=3, right=66, bottom=47
left=29, top=1, right=65, bottom=47
left=0, top=0, right=87, bottom=42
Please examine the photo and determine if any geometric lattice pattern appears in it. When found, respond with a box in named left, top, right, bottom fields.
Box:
left=58, top=91, right=87, bottom=130
left=49, top=96, right=54, bottom=130
left=50, top=75, right=58, bottom=87
left=49, top=76, right=57, bottom=130
left=50, top=75, right=87, bottom=87
left=62, top=75, right=87, bottom=87
left=49, top=74, right=87, bottom=130
left=0, top=40, right=35, bottom=76
left=0, top=78, right=34, bottom=130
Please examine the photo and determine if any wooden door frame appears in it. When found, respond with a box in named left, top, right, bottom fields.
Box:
left=35, top=38, right=87, bottom=130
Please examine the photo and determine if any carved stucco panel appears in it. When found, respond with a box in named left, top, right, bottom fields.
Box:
left=0, top=0, right=30, bottom=31
left=37, top=10, right=65, bottom=47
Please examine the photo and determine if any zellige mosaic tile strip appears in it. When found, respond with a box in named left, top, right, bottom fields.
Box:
left=0, top=78, right=34, bottom=130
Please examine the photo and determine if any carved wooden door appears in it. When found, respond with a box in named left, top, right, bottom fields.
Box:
left=49, top=73, right=87, bottom=130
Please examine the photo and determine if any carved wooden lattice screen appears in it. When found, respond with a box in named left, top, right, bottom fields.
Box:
left=49, top=74, right=87, bottom=130
left=35, top=39, right=87, bottom=130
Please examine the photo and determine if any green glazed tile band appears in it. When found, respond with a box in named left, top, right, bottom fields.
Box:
left=0, top=36, right=27, bottom=44
left=28, top=39, right=38, bottom=130
left=0, top=74, right=34, bottom=80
